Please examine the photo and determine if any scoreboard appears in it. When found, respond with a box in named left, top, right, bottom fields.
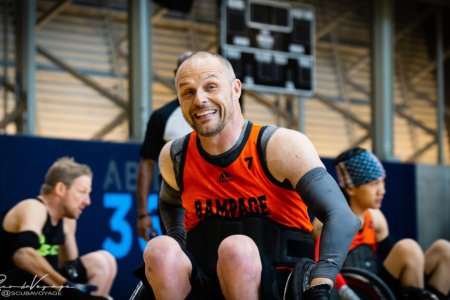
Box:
left=220, top=0, right=315, bottom=96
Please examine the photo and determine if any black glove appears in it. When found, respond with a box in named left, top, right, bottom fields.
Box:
left=303, top=283, right=331, bottom=300
left=62, top=281, right=102, bottom=300
left=62, top=257, right=87, bottom=282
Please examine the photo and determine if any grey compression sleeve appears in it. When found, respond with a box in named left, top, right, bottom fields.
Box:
left=159, top=180, right=186, bottom=245
left=296, top=167, right=360, bottom=282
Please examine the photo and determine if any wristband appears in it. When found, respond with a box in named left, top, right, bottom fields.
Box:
left=138, top=213, right=149, bottom=219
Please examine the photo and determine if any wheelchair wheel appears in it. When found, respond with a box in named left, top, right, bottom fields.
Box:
left=129, top=281, right=155, bottom=300
left=341, top=267, right=396, bottom=300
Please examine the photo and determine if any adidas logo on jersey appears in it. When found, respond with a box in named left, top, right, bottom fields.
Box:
left=217, top=172, right=232, bottom=183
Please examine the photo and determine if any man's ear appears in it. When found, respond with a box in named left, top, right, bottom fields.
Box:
left=232, top=79, right=242, bottom=100
left=54, top=182, right=67, bottom=196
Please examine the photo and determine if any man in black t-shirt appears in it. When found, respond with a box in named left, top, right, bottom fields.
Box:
left=136, top=51, right=193, bottom=240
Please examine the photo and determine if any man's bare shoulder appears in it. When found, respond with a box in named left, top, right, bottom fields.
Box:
left=268, top=127, right=315, bottom=151
left=159, top=140, right=179, bottom=190
left=265, top=127, right=323, bottom=184
left=4, top=199, right=47, bottom=232
left=159, top=140, right=174, bottom=163
left=12, top=199, right=46, bottom=215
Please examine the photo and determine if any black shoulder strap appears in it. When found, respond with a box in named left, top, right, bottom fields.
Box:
left=257, top=125, right=294, bottom=190
left=170, top=134, right=191, bottom=192
left=257, top=125, right=276, bottom=162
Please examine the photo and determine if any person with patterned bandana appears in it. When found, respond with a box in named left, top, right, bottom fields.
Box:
left=313, top=147, right=450, bottom=300
left=0, top=157, right=117, bottom=299
left=130, top=51, right=361, bottom=300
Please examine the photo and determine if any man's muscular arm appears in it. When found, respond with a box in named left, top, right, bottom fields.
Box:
left=296, top=167, right=360, bottom=282
left=266, top=128, right=360, bottom=286
left=159, top=181, right=185, bottom=245
left=136, top=159, right=156, bottom=240
left=10, top=200, right=67, bottom=287
left=158, top=141, right=186, bottom=245
left=136, top=109, right=167, bottom=240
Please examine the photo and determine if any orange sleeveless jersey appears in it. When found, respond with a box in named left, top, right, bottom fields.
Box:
left=181, top=123, right=313, bottom=232
left=349, top=210, right=377, bottom=251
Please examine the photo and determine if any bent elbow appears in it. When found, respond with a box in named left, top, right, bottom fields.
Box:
left=334, top=208, right=360, bottom=236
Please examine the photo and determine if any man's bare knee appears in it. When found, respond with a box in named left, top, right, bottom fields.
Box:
left=144, top=236, right=180, bottom=266
left=218, top=235, right=261, bottom=272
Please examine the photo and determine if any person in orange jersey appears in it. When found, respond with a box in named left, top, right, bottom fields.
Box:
left=132, top=51, right=360, bottom=300
left=313, top=147, right=450, bottom=300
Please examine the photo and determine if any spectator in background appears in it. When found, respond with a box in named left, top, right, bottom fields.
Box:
left=0, top=157, right=117, bottom=299
left=136, top=51, right=193, bottom=240
left=313, top=147, right=450, bottom=300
